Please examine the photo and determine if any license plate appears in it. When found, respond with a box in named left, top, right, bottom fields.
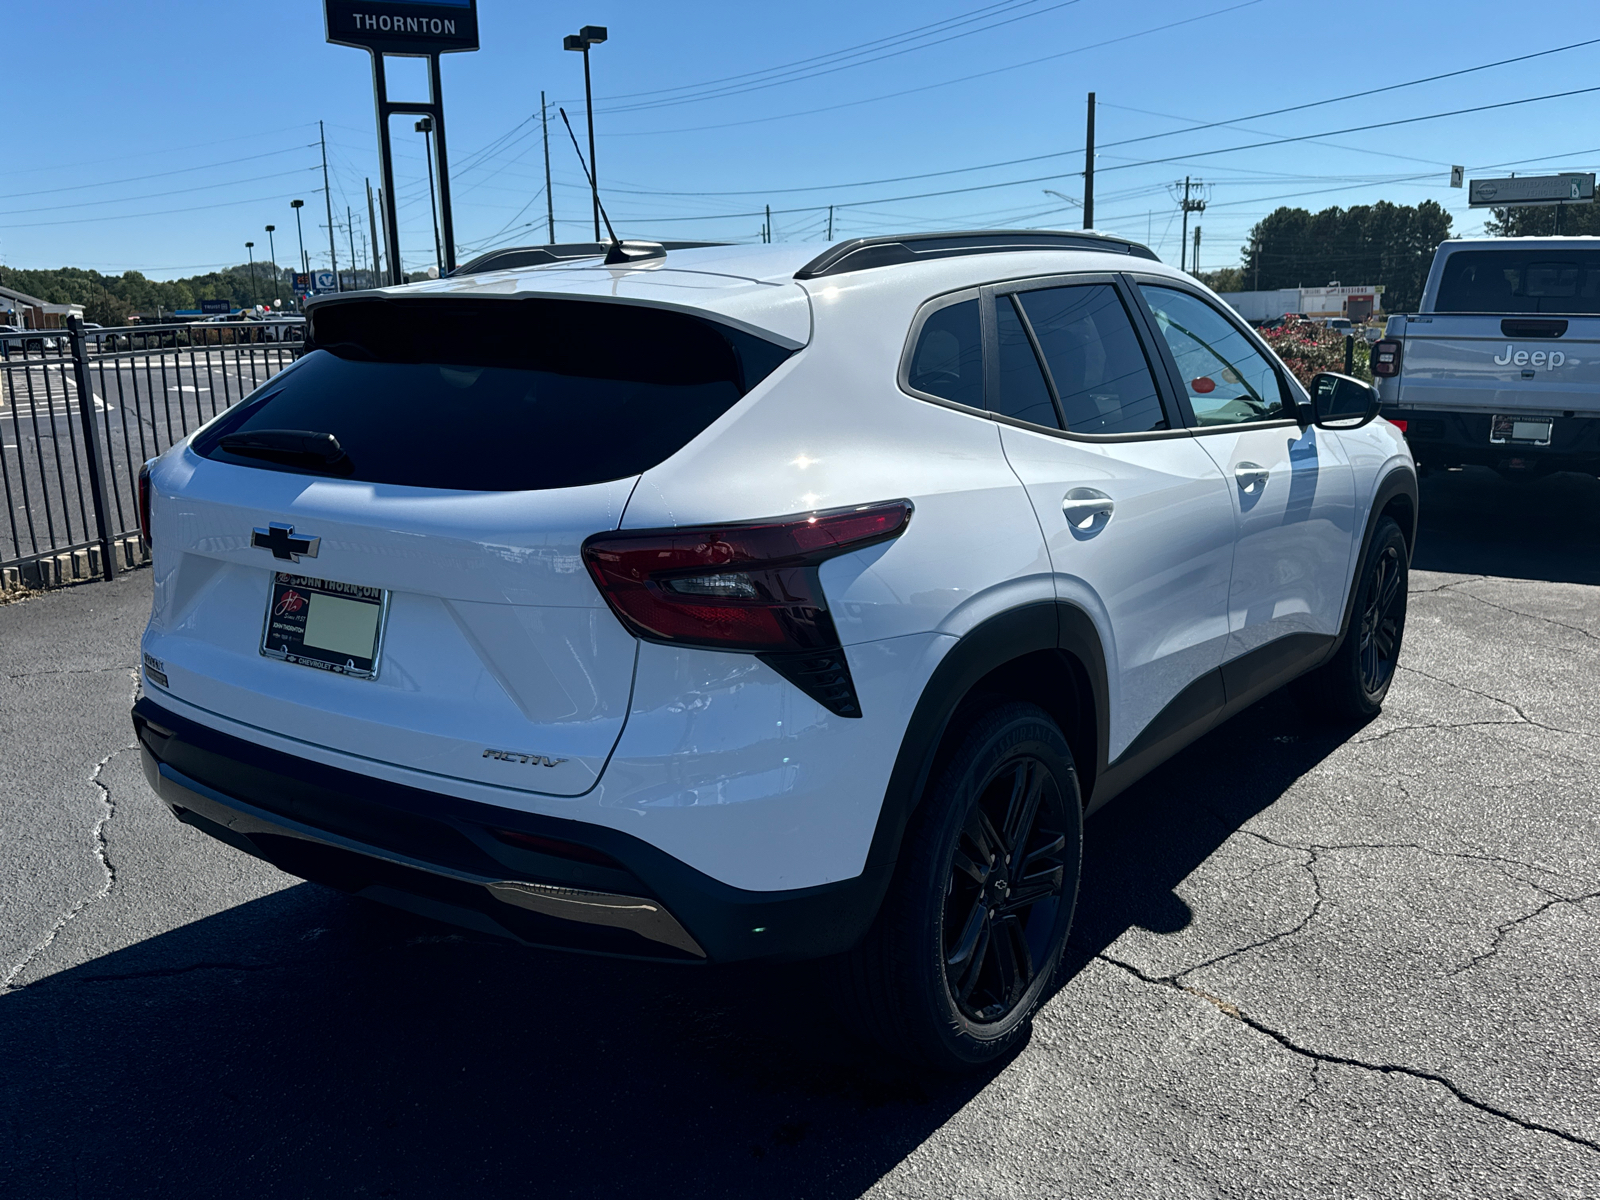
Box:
left=1490, top=414, right=1552, bottom=445
left=261, top=572, right=388, bottom=678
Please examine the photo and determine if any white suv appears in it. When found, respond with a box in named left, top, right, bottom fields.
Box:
left=133, top=231, right=1416, bottom=1070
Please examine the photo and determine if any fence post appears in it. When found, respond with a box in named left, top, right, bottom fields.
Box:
left=1344, top=334, right=1354, bottom=375
left=66, top=316, right=116, bottom=582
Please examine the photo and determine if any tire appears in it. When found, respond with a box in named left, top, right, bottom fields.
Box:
left=1299, top=516, right=1408, bottom=722
left=841, top=701, right=1083, bottom=1072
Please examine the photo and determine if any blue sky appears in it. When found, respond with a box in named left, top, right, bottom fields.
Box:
left=3, top=0, right=1599, bottom=281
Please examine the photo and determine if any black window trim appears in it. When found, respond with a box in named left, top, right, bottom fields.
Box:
left=1123, top=272, right=1308, bottom=435
left=897, top=272, right=1200, bottom=444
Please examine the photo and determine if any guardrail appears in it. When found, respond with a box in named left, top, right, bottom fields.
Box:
left=1, top=316, right=302, bottom=592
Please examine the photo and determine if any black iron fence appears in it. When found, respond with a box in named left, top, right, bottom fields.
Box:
left=1, top=316, right=302, bottom=591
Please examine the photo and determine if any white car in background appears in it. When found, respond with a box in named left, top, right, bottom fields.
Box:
left=133, top=231, right=1416, bottom=1070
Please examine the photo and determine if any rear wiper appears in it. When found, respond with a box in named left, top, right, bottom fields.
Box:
left=219, top=429, right=351, bottom=472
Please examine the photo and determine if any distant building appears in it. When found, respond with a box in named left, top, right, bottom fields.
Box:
left=1218, top=284, right=1384, bottom=324
left=0, top=282, right=84, bottom=329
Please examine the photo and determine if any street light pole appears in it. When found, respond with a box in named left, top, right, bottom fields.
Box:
left=563, top=25, right=608, bottom=242
left=290, top=199, right=307, bottom=275
left=244, top=241, right=258, bottom=309
left=416, top=116, right=443, bottom=276
left=264, top=225, right=280, bottom=303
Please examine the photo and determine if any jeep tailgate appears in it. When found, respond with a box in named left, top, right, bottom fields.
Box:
left=1391, top=313, right=1600, bottom=416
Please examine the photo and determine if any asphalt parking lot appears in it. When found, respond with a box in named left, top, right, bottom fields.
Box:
left=2, top=466, right=1597, bottom=1198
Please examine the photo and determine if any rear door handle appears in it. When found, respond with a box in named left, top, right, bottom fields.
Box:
left=1234, top=462, right=1270, bottom=494
left=1062, top=488, right=1114, bottom=527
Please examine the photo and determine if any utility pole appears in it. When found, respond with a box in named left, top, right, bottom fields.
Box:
left=541, top=90, right=555, bottom=243
left=1083, top=91, right=1095, bottom=230
left=765, top=205, right=772, bottom=243
left=1192, top=225, right=1201, bottom=278
left=827, top=205, right=834, bottom=241
left=347, top=206, right=359, bottom=289
left=366, top=178, right=383, bottom=283
left=320, top=120, right=339, bottom=291
left=376, top=187, right=388, bottom=278
left=1175, top=176, right=1207, bottom=273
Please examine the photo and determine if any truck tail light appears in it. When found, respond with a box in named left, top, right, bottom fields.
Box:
left=137, top=460, right=155, bottom=548
left=1389, top=419, right=1408, bottom=434
left=582, top=499, right=913, bottom=717
left=1372, top=339, right=1402, bottom=377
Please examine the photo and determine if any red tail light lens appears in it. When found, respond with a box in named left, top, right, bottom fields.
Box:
left=137, top=460, right=155, bottom=548
left=582, top=500, right=913, bottom=716
left=1372, top=339, right=1402, bottom=377
left=1389, top=419, right=1408, bottom=434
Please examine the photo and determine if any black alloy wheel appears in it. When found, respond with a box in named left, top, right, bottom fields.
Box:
left=840, top=701, right=1082, bottom=1072
left=1358, top=541, right=1404, bottom=696
left=1296, top=515, right=1409, bottom=722
left=943, top=754, right=1070, bottom=1023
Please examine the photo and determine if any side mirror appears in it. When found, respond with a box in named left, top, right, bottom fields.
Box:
left=1309, top=371, right=1380, bottom=429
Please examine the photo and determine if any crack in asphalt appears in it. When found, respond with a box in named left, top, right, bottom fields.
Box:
left=4, top=664, right=136, bottom=681
left=1397, top=663, right=1595, bottom=741
left=1407, top=575, right=1488, bottom=595
left=1446, top=890, right=1600, bottom=979
left=1096, top=952, right=1600, bottom=1156
left=1169, top=845, right=1328, bottom=980
left=1, top=741, right=132, bottom=993
left=1443, top=588, right=1600, bottom=646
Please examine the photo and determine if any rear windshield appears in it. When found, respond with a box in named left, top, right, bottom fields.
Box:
left=1434, top=249, right=1600, bottom=314
left=192, top=298, right=793, bottom=491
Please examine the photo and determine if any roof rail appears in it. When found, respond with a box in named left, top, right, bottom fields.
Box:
left=451, top=240, right=729, bottom=277
left=794, top=229, right=1160, bottom=280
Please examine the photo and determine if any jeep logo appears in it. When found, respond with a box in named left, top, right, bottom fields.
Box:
left=1493, top=345, right=1567, bottom=368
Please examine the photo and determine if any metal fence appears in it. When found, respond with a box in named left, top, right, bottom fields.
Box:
left=0, top=317, right=302, bottom=590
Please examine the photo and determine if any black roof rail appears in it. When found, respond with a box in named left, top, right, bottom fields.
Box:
left=794, top=229, right=1160, bottom=280
left=450, top=240, right=729, bottom=277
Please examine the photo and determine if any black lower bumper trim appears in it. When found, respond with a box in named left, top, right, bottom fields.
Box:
left=1387, top=407, right=1600, bottom=472
left=133, top=697, right=891, bottom=964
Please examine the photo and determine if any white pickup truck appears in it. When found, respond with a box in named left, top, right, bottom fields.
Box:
left=1374, top=237, right=1600, bottom=477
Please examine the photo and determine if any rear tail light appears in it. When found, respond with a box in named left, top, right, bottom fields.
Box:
left=1371, top=338, right=1402, bottom=377
left=582, top=499, right=913, bottom=717
left=137, top=460, right=155, bottom=548
left=1389, top=419, right=1408, bottom=434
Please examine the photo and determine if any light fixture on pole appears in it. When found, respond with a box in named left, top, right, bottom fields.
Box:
left=415, top=115, right=444, bottom=276
left=290, top=199, right=308, bottom=275
left=562, top=24, right=607, bottom=242
left=244, top=241, right=259, bottom=309
left=264, top=224, right=280, bottom=303
left=1043, top=188, right=1082, bottom=213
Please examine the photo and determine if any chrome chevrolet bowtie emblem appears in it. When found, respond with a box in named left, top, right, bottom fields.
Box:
left=251, top=522, right=320, bottom=562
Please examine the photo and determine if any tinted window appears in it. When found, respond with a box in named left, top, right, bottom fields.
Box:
left=1435, top=249, right=1600, bottom=314
left=908, top=298, right=983, bottom=408
left=1015, top=285, right=1167, bottom=435
left=1138, top=285, right=1285, bottom=426
left=993, top=294, right=1060, bottom=427
left=192, top=298, right=792, bottom=492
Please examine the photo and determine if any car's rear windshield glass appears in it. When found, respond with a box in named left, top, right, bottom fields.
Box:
left=191, top=297, right=794, bottom=491
left=1434, top=249, right=1600, bottom=314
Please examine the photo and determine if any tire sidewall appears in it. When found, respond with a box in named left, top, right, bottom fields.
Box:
left=901, top=703, right=1083, bottom=1068
left=1348, top=517, right=1409, bottom=711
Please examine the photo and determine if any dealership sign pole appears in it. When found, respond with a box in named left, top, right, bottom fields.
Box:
left=325, top=0, right=478, bottom=284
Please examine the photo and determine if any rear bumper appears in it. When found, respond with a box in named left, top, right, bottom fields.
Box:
left=133, top=697, right=890, bottom=964
left=1385, top=405, right=1600, bottom=472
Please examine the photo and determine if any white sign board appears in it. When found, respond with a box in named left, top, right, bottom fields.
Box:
left=313, top=271, right=338, bottom=293
left=1468, top=173, right=1595, bottom=208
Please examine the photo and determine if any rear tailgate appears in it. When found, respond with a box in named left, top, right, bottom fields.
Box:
left=144, top=454, right=638, bottom=797
left=1394, top=314, right=1600, bottom=416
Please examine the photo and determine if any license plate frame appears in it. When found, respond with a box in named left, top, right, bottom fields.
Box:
left=1489, top=414, right=1553, bottom=446
left=260, top=572, right=389, bottom=679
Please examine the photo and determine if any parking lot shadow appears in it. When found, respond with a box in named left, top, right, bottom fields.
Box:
left=1410, top=466, right=1600, bottom=585
left=0, top=693, right=1344, bottom=1200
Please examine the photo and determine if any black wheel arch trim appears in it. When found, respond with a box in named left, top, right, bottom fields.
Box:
left=865, top=600, right=1110, bottom=871
left=1329, top=465, right=1418, bottom=660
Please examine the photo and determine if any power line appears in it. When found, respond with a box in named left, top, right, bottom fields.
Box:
left=0, top=143, right=319, bottom=201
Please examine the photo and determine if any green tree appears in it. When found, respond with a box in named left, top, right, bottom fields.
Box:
left=1483, top=204, right=1600, bottom=237
left=1197, top=266, right=1244, bottom=293
left=1241, top=200, right=1452, bottom=312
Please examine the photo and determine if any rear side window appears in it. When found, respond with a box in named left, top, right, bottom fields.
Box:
left=1016, top=285, right=1167, bottom=435
left=993, top=295, right=1060, bottom=427
left=1435, top=249, right=1600, bottom=314
left=192, top=298, right=793, bottom=492
left=907, top=298, right=983, bottom=408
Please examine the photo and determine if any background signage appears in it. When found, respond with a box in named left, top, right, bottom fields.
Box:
left=325, top=0, right=478, bottom=55
left=1468, top=173, right=1595, bottom=208
left=199, top=299, right=231, bottom=315
left=313, top=271, right=338, bottom=293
